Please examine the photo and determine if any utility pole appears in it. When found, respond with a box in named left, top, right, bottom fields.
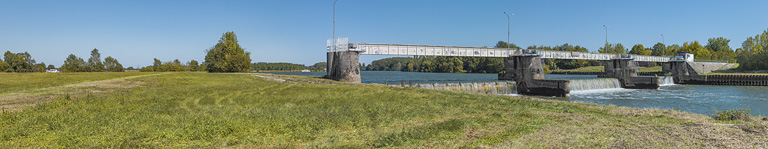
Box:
left=328, top=0, right=339, bottom=76
left=661, top=34, right=665, bottom=56
left=603, top=25, right=608, bottom=51
left=504, top=11, right=513, bottom=48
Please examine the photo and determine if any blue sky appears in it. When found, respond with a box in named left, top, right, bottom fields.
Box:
left=1, top=0, right=767, bottom=67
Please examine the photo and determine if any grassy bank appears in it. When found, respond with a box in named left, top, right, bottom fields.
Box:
left=0, top=72, right=152, bottom=94
left=1, top=72, right=766, bottom=148
left=553, top=66, right=662, bottom=73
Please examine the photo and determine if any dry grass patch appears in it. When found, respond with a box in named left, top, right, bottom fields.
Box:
left=0, top=73, right=163, bottom=112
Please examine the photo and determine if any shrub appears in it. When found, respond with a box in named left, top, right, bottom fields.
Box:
left=713, top=108, right=752, bottom=121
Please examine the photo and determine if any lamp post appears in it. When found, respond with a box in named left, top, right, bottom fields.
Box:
left=504, top=12, right=513, bottom=48
left=327, top=0, right=339, bottom=76
left=661, top=34, right=665, bottom=56
left=333, top=0, right=338, bottom=51
left=603, top=25, right=608, bottom=50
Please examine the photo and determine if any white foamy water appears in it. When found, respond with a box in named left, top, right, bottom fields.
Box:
left=568, top=78, right=623, bottom=91
left=659, top=76, right=676, bottom=86
left=393, top=81, right=518, bottom=95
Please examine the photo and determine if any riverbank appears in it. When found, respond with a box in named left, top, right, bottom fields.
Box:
left=1, top=72, right=766, bottom=148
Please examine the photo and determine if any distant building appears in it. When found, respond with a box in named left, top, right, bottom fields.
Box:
left=46, top=69, right=60, bottom=73
left=672, top=52, right=695, bottom=62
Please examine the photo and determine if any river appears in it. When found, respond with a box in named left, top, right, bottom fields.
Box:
left=257, top=71, right=768, bottom=116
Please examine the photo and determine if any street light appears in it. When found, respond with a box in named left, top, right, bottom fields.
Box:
left=661, top=34, right=665, bottom=56
left=333, top=0, right=338, bottom=51
left=504, top=11, right=514, bottom=48
left=603, top=25, right=608, bottom=50
left=328, top=0, right=339, bottom=76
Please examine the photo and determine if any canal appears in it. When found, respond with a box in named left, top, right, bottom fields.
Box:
left=258, top=71, right=768, bottom=116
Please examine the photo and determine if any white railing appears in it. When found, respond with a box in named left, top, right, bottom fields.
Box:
left=327, top=39, right=673, bottom=62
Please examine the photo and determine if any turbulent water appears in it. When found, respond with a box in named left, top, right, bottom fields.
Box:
left=256, top=71, right=768, bottom=116
left=568, top=78, right=622, bottom=91
left=659, top=76, right=675, bottom=86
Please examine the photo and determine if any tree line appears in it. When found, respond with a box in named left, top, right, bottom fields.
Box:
left=363, top=41, right=596, bottom=73
left=139, top=58, right=204, bottom=72
left=252, top=62, right=326, bottom=72
left=61, top=49, right=124, bottom=72
left=365, top=31, right=768, bottom=73
left=1, top=51, right=48, bottom=72
left=138, top=31, right=253, bottom=72
left=736, top=29, right=768, bottom=70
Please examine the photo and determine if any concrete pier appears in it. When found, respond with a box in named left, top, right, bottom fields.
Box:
left=602, top=58, right=660, bottom=89
left=327, top=51, right=361, bottom=83
left=499, top=55, right=570, bottom=97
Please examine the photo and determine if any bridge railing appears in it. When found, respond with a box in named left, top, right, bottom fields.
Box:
left=353, top=43, right=518, bottom=57
left=336, top=41, right=672, bottom=62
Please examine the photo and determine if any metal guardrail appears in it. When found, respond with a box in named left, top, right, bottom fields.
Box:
left=694, top=59, right=728, bottom=63
left=347, top=43, right=671, bottom=62
left=325, top=38, right=671, bottom=62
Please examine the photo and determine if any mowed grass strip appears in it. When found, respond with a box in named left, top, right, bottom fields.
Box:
left=0, top=72, right=766, bottom=148
left=0, top=72, right=152, bottom=93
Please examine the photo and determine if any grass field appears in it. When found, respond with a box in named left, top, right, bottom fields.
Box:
left=0, top=72, right=152, bottom=94
left=1, top=72, right=766, bottom=148
left=553, top=66, right=662, bottom=73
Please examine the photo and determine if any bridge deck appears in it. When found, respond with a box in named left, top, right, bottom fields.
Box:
left=345, top=43, right=669, bottom=62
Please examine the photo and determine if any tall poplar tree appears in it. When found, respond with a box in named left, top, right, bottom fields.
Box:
left=87, top=48, right=104, bottom=72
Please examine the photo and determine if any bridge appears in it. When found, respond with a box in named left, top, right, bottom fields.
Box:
left=325, top=38, right=714, bottom=97
left=351, top=43, right=670, bottom=62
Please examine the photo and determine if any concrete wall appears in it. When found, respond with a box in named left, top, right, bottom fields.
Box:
left=604, top=58, right=638, bottom=79
left=602, top=59, right=659, bottom=89
left=498, top=56, right=545, bottom=81
left=627, top=77, right=660, bottom=89
left=686, top=62, right=727, bottom=74
left=523, top=79, right=570, bottom=97
left=499, top=56, right=570, bottom=97
left=327, top=51, right=361, bottom=83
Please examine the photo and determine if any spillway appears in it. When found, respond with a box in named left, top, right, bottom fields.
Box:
left=568, top=78, right=622, bottom=91
left=659, top=76, right=675, bottom=86
left=390, top=81, right=517, bottom=95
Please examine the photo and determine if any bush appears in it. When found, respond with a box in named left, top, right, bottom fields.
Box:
left=713, top=108, right=752, bottom=121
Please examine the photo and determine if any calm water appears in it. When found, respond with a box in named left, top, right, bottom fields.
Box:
left=257, top=71, right=768, bottom=116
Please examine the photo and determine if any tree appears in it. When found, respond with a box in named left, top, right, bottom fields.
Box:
left=205, top=31, right=252, bottom=72
left=705, top=37, right=736, bottom=62
left=629, top=44, right=652, bottom=55
left=87, top=48, right=104, bottom=72
left=598, top=43, right=627, bottom=54
left=667, top=44, right=682, bottom=55
left=140, top=66, right=154, bottom=72
left=682, top=41, right=712, bottom=59
left=47, top=65, right=55, bottom=70
left=104, top=56, right=124, bottom=72
left=705, top=37, right=731, bottom=52
left=681, top=41, right=703, bottom=54
left=737, top=29, right=768, bottom=70
left=4, top=51, right=36, bottom=72
left=651, top=43, right=666, bottom=56
left=0, top=59, right=8, bottom=72
left=189, top=60, right=199, bottom=71
left=33, top=62, right=46, bottom=72
left=153, top=58, right=161, bottom=72
left=495, top=41, right=521, bottom=49
left=61, top=54, right=87, bottom=72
